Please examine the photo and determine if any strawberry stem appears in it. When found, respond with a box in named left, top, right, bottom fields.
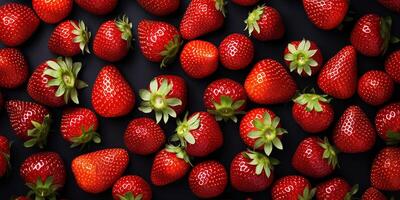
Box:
left=293, top=90, right=330, bottom=112
left=208, top=95, right=245, bottom=123
left=171, top=113, right=200, bottom=147
left=160, top=35, right=182, bottom=68
left=244, top=5, right=264, bottom=36
left=24, top=114, right=51, bottom=149
left=69, top=125, right=101, bottom=149
left=243, top=150, right=279, bottom=177
left=71, top=20, right=91, bottom=54
left=26, top=176, right=60, bottom=200
left=284, top=39, right=319, bottom=76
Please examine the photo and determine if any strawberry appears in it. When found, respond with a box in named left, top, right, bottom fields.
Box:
left=231, top=0, right=259, bottom=6
left=6, top=100, right=51, bottom=148
left=292, top=137, right=338, bottom=178
left=375, top=103, right=400, bottom=144
left=91, top=65, right=135, bottom=117
left=28, top=57, right=88, bottom=107
left=244, top=5, right=285, bottom=41
left=271, top=175, right=315, bottom=200
left=13, top=196, right=30, bottom=200
left=357, top=70, right=394, bottom=106
left=362, top=187, right=387, bottom=200
left=244, top=59, right=297, bottom=104
left=317, top=46, right=357, bottom=99
left=112, top=175, right=152, bottom=200
left=378, top=0, right=400, bottom=13
left=136, top=0, right=180, bottom=16
left=239, top=108, right=287, bottom=156
left=124, top=117, right=166, bottom=155
left=284, top=39, right=323, bottom=76
left=171, top=112, right=223, bottom=157
left=151, top=145, right=191, bottom=186
left=60, top=107, right=100, bottom=148
left=138, top=20, right=182, bottom=68
left=219, top=33, right=254, bottom=70
left=93, top=16, right=133, bottom=62
left=180, top=0, right=226, bottom=40
left=230, top=150, right=278, bottom=192
left=302, top=0, right=348, bottom=30
left=74, top=0, right=118, bottom=15
left=371, top=147, right=400, bottom=191
left=48, top=20, right=91, bottom=56
left=188, top=161, right=227, bottom=198
left=316, top=178, right=358, bottom=200
left=72, top=148, right=129, bottom=193
left=0, top=135, right=9, bottom=155
left=384, top=50, right=400, bottom=83
left=0, top=135, right=10, bottom=178
left=0, top=3, right=40, bottom=46
left=0, top=48, right=29, bottom=88
left=180, top=40, right=219, bottom=79
left=20, top=152, right=66, bottom=200
left=32, top=0, right=72, bottom=24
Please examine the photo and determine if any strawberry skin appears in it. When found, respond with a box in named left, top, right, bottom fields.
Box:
left=0, top=135, right=10, bottom=178
left=316, top=178, right=358, bottom=200
left=245, top=5, right=285, bottom=41
left=112, top=175, right=152, bottom=200
left=378, top=0, right=400, bottom=13
left=375, top=103, right=400, bottom=144
left=302, top=0, right=348, bottom=30
left=137, top=0, right=180, bottom=16
left=0, top=135, right=10, bottom=154
left=271, top=175, right=315, bottom=200
left=371, top=147, right=400, bottom=191
left=385, top=50, right=400, bottom=83
left=0, top=48, right=28, bottom=88
left=75, top=0, right=118, bottom=15
left=189, top=161, right=227, bottom=198
left=32, top=0, right=72, bottom=24
left=362, top=187, right=387, bottom=200
left=232, top=0, right=259, bottom=6
left=357, top=70, right=394, bottom=106
left=284, top=39, right=323, bottom=76
left=219, top=33, right=254, bottom=70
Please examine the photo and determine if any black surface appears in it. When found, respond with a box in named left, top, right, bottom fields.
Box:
left=0, top=0, right=400, bottom=199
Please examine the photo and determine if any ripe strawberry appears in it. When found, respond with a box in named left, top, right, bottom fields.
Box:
left=6, top=100, right=51, bottom=148
left=271, top=175, right=315, bottom=200
left=151, top=145, right=191, bottom=186
left=60, top=107, right=100, bottom=148
left=231, top=0, right=259, bottom=6
left=20, top=152, right=66, bottom=200
left=317, top=46, right=357, bottom=99
left=93, top=16, right=133, bottom=62
left=357, top=71, right=394, bottom=105
left=316, top=178, right=358, bottom=200
left=375, top=103, right=400, bottom=144
left=384, top=50, right=400, bottom=83
left=0, top=135, right=10, bottom=178
left=244, top=59, right=297, bottom=104
left=378, top=0, right=400, bottom=13
left=244, top=5, right=285, bottom=41
left=0, top=135, right=9, bottom=155
left=75, top=0, right=118, bottom=15
left=48, top=20, right=91, bottom=56
left=362, top=187, right=387, bottom=200
left=124, top=117, right=166, bottom=155
left=0, top=48, right=29, bottom=88
left=371, top=147, right=400, bottom=191
left=189, top=161, right=227, bottom=198
left=284, top=39, right=323, bottom=76
left=292, top=137, right=338, bottom=178
left=72, top=148, right=129, bottom=193
left=180, top=40, right=219, bottom=79
left=112, top=175, right=152, bottom=200
left=230, top=150, right=278, bottom=192
left=91, top=65, right=135, bottom=117
left=0, top=3, right=40, bottom=46
left=219, top=33, right=254, bottom=70
left=138, top=20, right=182, bottom=68
left=172, top=112, right=223, bottom=157
left=302, top=0, right=348, bottom=30
left=137, top=0, right=180, bottom=16
left=32, top=0, right=72, bottom=24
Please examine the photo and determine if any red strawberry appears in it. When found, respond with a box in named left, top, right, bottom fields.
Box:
left=60, top=107, right=100, bottom=148
left=292, top=137, right=338, bottom=178
left=136, top=0, right=180, bottom=16
left=362, top=187, right=387, bottom=200
left=0, top=48, right=29, bottom=88
left=91, top=65, right=135, bottom=118
left=378, top=0, right=400, bottom=13
left=74, top=0, right=118, bottom=15
left=172, top=112, right=223, bottom=157
left=151, top=145, right=191, bottom=186
left=48, top=20, right=91, bottom=56
left=316, top=178, right=358, bottom=200
left=302, top=0, right=348, bottom=30
left=27, top=57, right=88, bottom=107
left=13, top=196, right=30, bottom=200
left=244, top=59, right=297, bottom=104
left=180, top=0, right=226, bottom=40
left=317, top=46, right=357, bottom=99
left=284, top=39, right=323, bottom=76
left=180, top=40, right=219, bottom=79
left=244, top=5, right=285, bottom=41
left=72, top=148, right=129, bottom=193
left=231, top=0, right=259, bottom=6
left=0, top=135, right=10, bottom=178
left=271, top=175, right=315, bottom=200
left=0, top=3, right=40, bottom=46
left=138, top=20, right=182, bottom=68
left=20, top=152, right=66, bottom=200
left=6, top=100, right=51, bottom=148
left=357, top=70, right=394, bottom=106
left=230, top=150, right=278, bottom=192
left=385, top=50, right=400, bottom=83
left=124, top=117, right=166, bottom=155
left=32, top=0, right=72, bottom=24
left=219, top=33, right=254, bottom=70
left=112, top=175, right=152, bottom=200
left=189, top=161, right=227, bottom=198
left=93, top=16, right=133, bottom=62
left=375, top=103, right=400, bottom=144
left=371, top=147, right=400, bottom=191
left=0, top=135, right=9, bottom=155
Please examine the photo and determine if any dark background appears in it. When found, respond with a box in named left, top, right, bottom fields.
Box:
left=0, top=0, right=399, bottom=199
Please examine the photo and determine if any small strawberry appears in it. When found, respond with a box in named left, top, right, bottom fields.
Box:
left=231, top=0, right=259, bottom=6
left=219, top=33, right=254, bottom=70
left=74, top=0, right=118, bottom=15
left=124, top=117, right=166, bottom=155
left=72, top=148, right=129, bottom=193
left=271, top=175, right=315, bottom=200
left=378, top=0, right=400, bottom=13
left=189, top=161, right=227, bottom=198
left=357, top=70, right=394, bottom=106
left=32, top=0, right=72, bottom=24
left=180, top=40, right=219, bottom=79
left=0, top=48, right=29, bottom=88
left=0, top=135, right=9, bottom=155
left=91, top=65, right=135, bottom=118
left=0, top=135, right=10, bottom=178
left=93, top=16, right=133, bottom=62
left=137, top=0, right=180, bottom=16
left=371, top=147, right=400, bottom=191
left=244, top=5, right=285, bottom=41
left=385, top=50, right=400, bottom=83
left=284, top=39, right=323, bottom=76
left=302, top=0, right=348, bottom=30
left=316, top=178, right=358, bottom=200
left=317, top=46, right=357, bottom=99
left=112, top=175, right=152, bottom=200
left=362, top=187, right=387, bottom=200
left=375, top=103, right=400, bottom=144
left=244, top=59, right=297, bottom=104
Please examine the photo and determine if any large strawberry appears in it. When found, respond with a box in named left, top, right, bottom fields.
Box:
left=219, top=33, right=254, bottom=70
left=357, top=70, right=394, bottom=106
left=232, top=0, right=259, bottom=6
left=75, top=0, right=118, bottom=15
left=188, top=161, right=227, bottom=198
left=244, top=59, right=297, bottom=104
left=316, top=178, right=358, bottom=200
left=371, top=147, right=400, bottom=191
left=302, top=0, right=348, bottom=30
left=137, top=0, right=180, bottom=16
left=375, top=103, right=400, bottom=144
left=271, top=175, right=315, bottom=200
left=361, top=187, right=387, bottom=200
left=317, top=46, right=357, bottom=99
left=385, top=50, right=400, bottom=83
left=72, top=148, right=129, bottom=193
left=91, top=65, right=135, bottom=118
left=284, top=39, right=323, bottom=76
left=0, top=48, right=29, bottom=88
left=0, top=135, right=10, bottom=178
left=0, top=3, right=40, bottom=46
left=112, top=175, right=152, bottom=200
left=378, top=0, right=400, bottom=13
left=32, top=0, right=72, bottom=24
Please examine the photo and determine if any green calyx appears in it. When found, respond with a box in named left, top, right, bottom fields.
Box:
left=115, top=15, right=133, bottom=48
left=247, top=112, right=287, bottom=156
left=208, top=95, right=245, bottom=123
left=69, top=125, right=101, bottom=149
left=160, top=35, right=182, bottom=68
left=298, top=187, right=316, bottom=200
left=215, top=0, right=227, bottom=17
left=386, top=131, right=400, bottom=145
left=26, top=176, right=60, bottom=200
left=319, top=137, right=338, bottom=169
left=24, top=114, right=51, bottom=149
left=138, top=78, right=182, bottom=124
left=118, top=192, right=143, bottom=200
left=44, top=57, right=88, bottom=105
left=293, top=90, right=330, bottom=112
left=71, top=20, right=91, bottom=54
left=243, top=150, right=279, bottom=177
left=165, top=144, right=191, bottom=164
left=1, top=151, right=10, bottom=176
left=344, top=184, right=359, bottom=200
left=171, top=113, right=200, bottom=147
left=284, top=39, right=319, bottom=76
left=244, top=5, right=264, bottom=36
